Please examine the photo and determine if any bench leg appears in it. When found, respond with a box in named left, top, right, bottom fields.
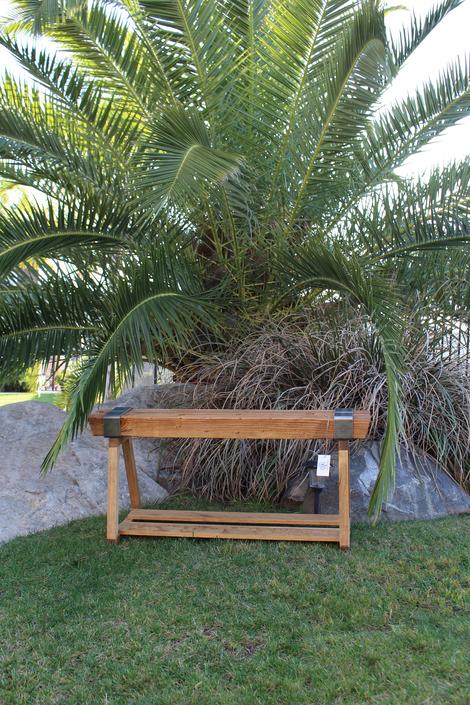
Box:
left=107, top=438, right=121, bottom=543
left=338, top=440, right=350, bottom=550
left=122, top=438, right=141, bottom=509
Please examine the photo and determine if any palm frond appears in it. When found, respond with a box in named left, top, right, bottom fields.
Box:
left=263, top=0, right=358, bottom=204
left=390, top=0, right=463, bottom=70
left=48, top=1, right=157, bottom=115
left=139, top=106, right=243, bottom=213
left=275, top=241, right=405, bottom=519
left=10, top=0, right=86, bottom=33
left=0, top=274, right=99, bottom=377
left=0, top=199, right=129, bottom=277
left=360, top=60, right=469, bottom=178
left=285, top=3, right=387, bottom=228
left=0, top=31, right=141, bottom=162
left=347, top=164, right=469, bottom=252
left=137, top=0, right=238, bottom=120
left=42, top=244, right=220, bottom=469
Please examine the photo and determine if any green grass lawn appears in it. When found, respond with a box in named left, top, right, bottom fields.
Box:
left=0, top=392, right=64, bottom=408
left=0, top=499, right=469, bottom=705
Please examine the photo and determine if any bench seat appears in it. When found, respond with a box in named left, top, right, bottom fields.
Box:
left=89, top=408, right=370, bottom=439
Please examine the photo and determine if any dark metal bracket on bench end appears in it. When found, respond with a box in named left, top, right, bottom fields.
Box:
left=333, top=408, right=353, bottom=439
left=103, top=406, right=133, bottom=437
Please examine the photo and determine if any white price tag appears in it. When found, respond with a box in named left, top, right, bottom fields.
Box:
left=317, top=454, right=331, bottom=477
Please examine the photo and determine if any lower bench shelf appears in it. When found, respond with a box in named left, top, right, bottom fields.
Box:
left=119, top=510, right=341, bottom=542
left=102, top=431, right=353, bottom=548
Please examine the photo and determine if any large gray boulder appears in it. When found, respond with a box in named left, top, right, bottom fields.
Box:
left=0, top=400, right=167, bottom=543
left=285, top=441, right=470, bottom=521
left=351, top=442, right=470, bottom=521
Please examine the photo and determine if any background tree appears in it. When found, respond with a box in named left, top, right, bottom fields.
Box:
left=0, top=0, right=469, bottom=516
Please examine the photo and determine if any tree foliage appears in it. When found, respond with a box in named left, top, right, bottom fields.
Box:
left=0, top=0, right=469, bottom=516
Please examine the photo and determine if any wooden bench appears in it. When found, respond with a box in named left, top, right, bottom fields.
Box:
left=88, top=408, right=370, bottom=549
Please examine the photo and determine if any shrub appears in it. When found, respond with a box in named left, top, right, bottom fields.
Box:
left=175, top=314, right=470, bottom=503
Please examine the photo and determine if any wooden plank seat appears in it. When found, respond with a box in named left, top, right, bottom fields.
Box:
left=88, top=407, right=371, bottom=549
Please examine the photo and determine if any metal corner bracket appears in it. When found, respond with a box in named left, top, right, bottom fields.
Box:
left=103, top=406, right=133, bottom=438
left=333, top=408, right=353, bottom=439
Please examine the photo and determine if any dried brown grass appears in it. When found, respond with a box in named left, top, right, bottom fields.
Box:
left=170, top=313, right=470, bottom=503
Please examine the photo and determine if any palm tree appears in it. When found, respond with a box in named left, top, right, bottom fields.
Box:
left=0, top=0, right=468, bottom=516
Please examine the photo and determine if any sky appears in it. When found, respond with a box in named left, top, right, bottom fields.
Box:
left=0, top=0, right=469, bottom=176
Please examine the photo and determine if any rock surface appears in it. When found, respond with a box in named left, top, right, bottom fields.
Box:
left=284, top=441, right=470, bottom=521
left=0, top=400, right=167, bottom=543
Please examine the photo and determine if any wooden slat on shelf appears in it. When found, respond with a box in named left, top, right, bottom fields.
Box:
left=126, top=508, right=340, bottom=526
left=89, top=408, right=370, bottom=440
left=119, top=520, right=340, bottom=542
